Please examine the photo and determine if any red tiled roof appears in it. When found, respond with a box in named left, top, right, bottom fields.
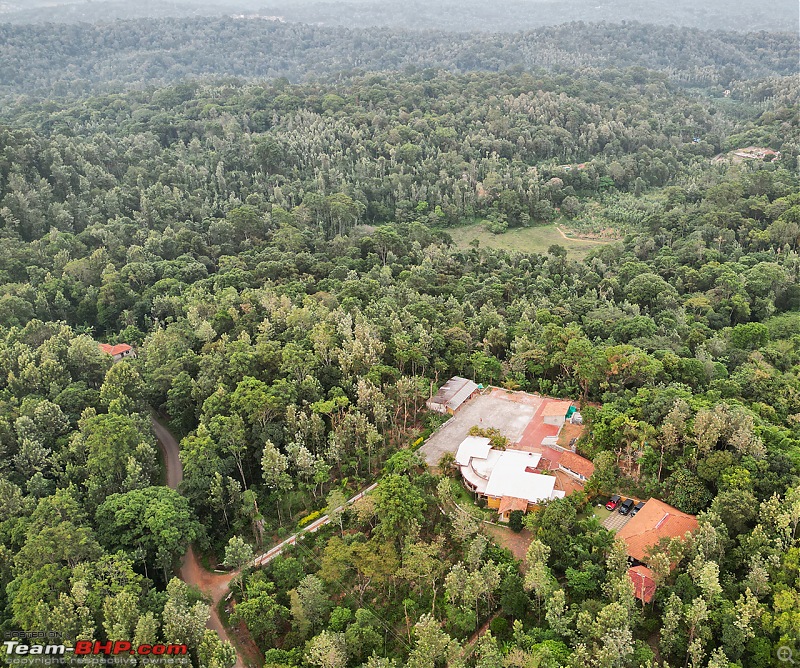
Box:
left=616, top=499, right=699, bottom=562
left=539, top=447, right=563, bottom=468
left=541, top=400, right=573, bottom=417
left=628, top=566, right=656, bottom=603
left=498, top=496, right=529, bottom=515
left=99, top=343, right=132, bottom=356
left=559, top=451, right=595, bottom=478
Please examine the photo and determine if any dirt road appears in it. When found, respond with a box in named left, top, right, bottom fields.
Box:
left=150, top=414, right=380, bottom=668
left=150, top=414, right=183, bottom=489
left=554, top=225, right=608, bottom=244
left=150, top=415, right=246, bottom=668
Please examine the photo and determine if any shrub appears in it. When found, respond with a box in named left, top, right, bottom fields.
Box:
left=468, top=425, right=509, bottom=449
left=438, top=451, right=457, bottom=475
left=508, top=510, right=525, bottom=532
left=489, top=616, right=510, bottom=640
left=297, top=510, right=323, bottom=528
left=486, top=218, right=508, bottom=234
left=424, top=412, right=451, bottom=430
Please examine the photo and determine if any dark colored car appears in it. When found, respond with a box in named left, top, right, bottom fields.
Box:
left=631, top=501, right=645, bottom=516
left=605, top=495, right=621, bottom=511
left=618, top=499, right=635, bottom=515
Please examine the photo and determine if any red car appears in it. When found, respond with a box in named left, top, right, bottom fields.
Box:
left=605, top=495, right=622, bottom=511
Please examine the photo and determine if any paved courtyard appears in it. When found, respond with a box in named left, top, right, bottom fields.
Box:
left=602, top=511, right=632, bottom=532
left=419, top=392, right=538, bottom=466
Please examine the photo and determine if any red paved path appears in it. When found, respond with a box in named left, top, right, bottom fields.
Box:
left=516, top=399, right=561, bottom=450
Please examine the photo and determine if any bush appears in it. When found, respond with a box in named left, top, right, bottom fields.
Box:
left=438, top=451, right=457, bottom=475
left=486, top=218, right=508, bottom=234
left=468, top=425, right=509, bottom=449
left=424, top=411, right=451, bottom=430
left=489, top=616, right=510, bottom=640
left=297, top=510, right=323, bottom=527
left=508, top=510, right=525, bottom=532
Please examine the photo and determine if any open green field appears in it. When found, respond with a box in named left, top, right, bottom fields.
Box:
left=445, top=222, right=611, bottom=260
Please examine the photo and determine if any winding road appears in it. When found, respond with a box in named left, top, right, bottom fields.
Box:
left=150, top=414, right=380, bottom=668
left=150, top=413, right=246, bottom=668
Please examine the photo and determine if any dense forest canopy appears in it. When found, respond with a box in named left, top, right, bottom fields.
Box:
left=0, top=9, right=799, bottom=668
left=0, top=19, right=797, bottom=101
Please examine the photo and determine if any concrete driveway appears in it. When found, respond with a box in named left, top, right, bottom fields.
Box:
left=420, top=393, right=537, bottom=466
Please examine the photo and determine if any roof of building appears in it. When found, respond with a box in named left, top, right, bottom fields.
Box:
left=616, top=499, right=699, bottom=562
left=498, top=496, right=529, bottom=515
left=484, top=450, right=556, bottom=504
left=628, top=566, right=657, bottom=603
left=99, top=343, right=132, bottom=356
left=455, top=436, right=492, bottom=467
left=459, top=446, right=562, bottom=505
left=541, top=400, right=574, bottom=417
left=447, top=380, right=479, bottom=411
left=559, top=451, right=595, bottom=478
left=429, top=376, right=478, bottom=410
left=460, top=448, right=504, bottom=494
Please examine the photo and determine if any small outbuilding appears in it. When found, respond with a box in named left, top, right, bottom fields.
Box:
left=541, top=400, right=574, bottom=428
left=427, top=376, right=480, bottom=415
left=628, top=565, right=657, bottom=604
left=99, top=343, right=136, bottom=363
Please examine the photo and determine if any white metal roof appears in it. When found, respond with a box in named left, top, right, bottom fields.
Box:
left=484, top=450, right=555, bottom=504
left=455, top=436, right=492, bottom=467
left=446, top=379, right=479, bottom=411
left=460, top=449, right=504, bottom=494
left=429, top=376, right=474, bottom=406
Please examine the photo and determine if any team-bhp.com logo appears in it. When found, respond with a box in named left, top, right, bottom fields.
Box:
left=4, top=640, right=188, bottom=661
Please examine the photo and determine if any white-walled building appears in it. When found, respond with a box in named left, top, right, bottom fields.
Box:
left=455, top=438, right=564, bottom=521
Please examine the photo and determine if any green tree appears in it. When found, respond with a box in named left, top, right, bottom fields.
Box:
left=373, top=474, right=425, bottom=542
left=223, top=535, right=254, bottom=570
left=305, top=630, right=347, bottom=668
left=96, top=487, right=201, bottom=581
left=231, top=577, right=288, bottom=646
left=161, top=578, right=209, bottom=654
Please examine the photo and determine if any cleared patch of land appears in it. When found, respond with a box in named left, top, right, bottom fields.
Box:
left=445, top=222, right=609, bottom=259
left=483, top=524, right=533, bottom=562
left=419, top=392, right=538, bottom=466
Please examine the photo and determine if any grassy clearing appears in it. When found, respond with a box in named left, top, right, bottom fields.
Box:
left=444, top=221, right=611, bottom=260
left=589, top=504, right=613, bottom=524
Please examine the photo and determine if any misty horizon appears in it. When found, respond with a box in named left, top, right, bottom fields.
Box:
left=3, top=0, right=798, bottom=33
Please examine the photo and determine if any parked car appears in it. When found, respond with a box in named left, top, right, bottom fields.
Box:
left=619, top=499, right=635, bottom=515
left=605, top=495, right=621, bottom=511
left=631, top=501, right=645, bottom=516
